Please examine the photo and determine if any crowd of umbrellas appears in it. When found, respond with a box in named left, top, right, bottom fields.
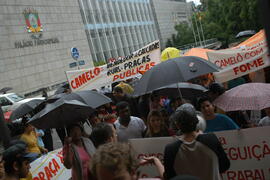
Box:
left=9, top=56, right=270, bottom=130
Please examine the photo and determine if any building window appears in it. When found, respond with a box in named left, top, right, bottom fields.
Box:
left=96, top=52, right=104, bottom=62
left=104, top=51, right=111, bottom=60
left=90, top=30, right=96, bottom=38
left=118, top=27, right=123, bottom=34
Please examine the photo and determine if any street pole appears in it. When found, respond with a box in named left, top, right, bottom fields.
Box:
left=190, top=17, right=198, bottom=46
left=193, top=13, right=202, bottom=47
left=199, top=16, right=206, bottom=46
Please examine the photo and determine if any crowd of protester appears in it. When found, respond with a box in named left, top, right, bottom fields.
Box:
left=0, top=78, right=270, bottom=180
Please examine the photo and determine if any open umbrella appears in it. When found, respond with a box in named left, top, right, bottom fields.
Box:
left=161, top=47, right=181, bottom=62
left=132, top=82, right=206, bottom=98
left=133, top=56, right=219, bottom=96
left=33, top=93, right=68, bottom=113
left=154, top=83, right=207, bottom=99
left=9, top=99, right=44, bottom=121
left=213, top=83, right=270, bottom=111
left=60, top=90, right=112, bottom=108
left=28, top=99, right=94, bottom=129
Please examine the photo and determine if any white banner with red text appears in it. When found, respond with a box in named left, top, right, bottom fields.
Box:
left=129, top=126, right=270, bottom=180
left=30, top=148, right=71, bottom=180
left=66, top=41, right=161, bottom=91
left=207, top=41, right=270, bottom=83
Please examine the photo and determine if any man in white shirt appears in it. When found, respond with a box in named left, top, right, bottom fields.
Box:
left=114, top=101, right=146, bottom=142
left=259, top=107, right=270, bottom=127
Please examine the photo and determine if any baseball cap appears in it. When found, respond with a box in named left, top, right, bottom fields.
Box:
left=3, top=143, right=33, bottom=162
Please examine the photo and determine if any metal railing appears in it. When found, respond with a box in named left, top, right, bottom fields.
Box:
left=177, top=38, right=218, bottom=50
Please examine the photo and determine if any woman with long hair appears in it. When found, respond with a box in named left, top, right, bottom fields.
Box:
left=144, top=110, right=171, bottom=138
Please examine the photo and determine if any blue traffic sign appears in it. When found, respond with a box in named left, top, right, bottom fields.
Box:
left=71, top=47, right=79, bottom=60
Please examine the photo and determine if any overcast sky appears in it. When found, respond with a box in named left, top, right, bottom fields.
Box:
left=186, top=0, right=201, bottom=5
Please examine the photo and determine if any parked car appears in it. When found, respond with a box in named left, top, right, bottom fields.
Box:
left=0, top=93, right=45, bottom=113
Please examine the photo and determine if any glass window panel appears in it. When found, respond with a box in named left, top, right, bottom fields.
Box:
left=117, top=49, right=123, bottom=57
left=100, top=37, right=109, bottom=51
left=111, top=50, right=118, bottom=58
left=90, top=30, right=96, bottom=38
left=93, top=38, right=102, bottom=52
left=104, top=51, right=111, bottom=61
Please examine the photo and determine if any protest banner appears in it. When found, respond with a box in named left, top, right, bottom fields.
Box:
left=207, top=41, right=270, bottom=83
left=66, top=41, right=161, bottom=91
left=129, top=126, right=270, bottom=180
left=30, top=148, right=71, bottom=180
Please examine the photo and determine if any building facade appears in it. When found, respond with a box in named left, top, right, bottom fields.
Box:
left=0, top=0, right=190, bottom=94
left=0, top=0, right=93, bottom=94
left=152, top=0, right=190, bottom=48
left=78, top=0, right=160, bottom=63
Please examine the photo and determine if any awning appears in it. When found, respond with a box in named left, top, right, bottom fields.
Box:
left=184, top=48, right=213, bottom=60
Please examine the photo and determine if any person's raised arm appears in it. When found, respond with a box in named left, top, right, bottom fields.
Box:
left=63, top=137, right=73, bottom=169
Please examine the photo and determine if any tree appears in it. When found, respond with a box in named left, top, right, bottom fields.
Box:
left=166, top=22, right=195, bottom=48
left=200, top=0, right=262, bottom=47
left=167, top=0, right=263, bottom=49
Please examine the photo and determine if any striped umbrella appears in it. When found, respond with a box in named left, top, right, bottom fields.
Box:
left=213, top=83, right=270, bottom=111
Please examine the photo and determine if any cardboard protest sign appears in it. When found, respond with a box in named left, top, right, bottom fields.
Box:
left=66, top=41, right=161, bottom=91
left=207, top=41, right=270, bottom=83
left=130, top=137, right=175, bottom=178
left=129, top=126, right=270, bottom=180
left=30, top=149, right=71, bottom=180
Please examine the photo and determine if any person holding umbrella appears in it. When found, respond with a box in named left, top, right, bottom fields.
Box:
left=63, top=123, right=96, bottom=180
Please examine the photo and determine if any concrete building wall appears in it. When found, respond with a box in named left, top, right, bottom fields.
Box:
left=152, top=0, right=189, bottom=48
left=0, top=0, right=93, bottom=94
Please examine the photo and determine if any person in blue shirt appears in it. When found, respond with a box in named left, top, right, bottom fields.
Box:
left=197, top=97, right=239, bottom=133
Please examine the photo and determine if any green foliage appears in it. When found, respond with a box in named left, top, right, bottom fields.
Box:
left=166, top=22, right=195, bottom=48
left=93, top=60, right=106, bottom=67
left=167, top=0, right=263, bottom=48
left=200, top=0, right=262, bottom=47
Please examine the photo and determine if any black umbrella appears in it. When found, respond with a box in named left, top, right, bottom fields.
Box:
left=153, top=83, right=207, bottom=99
left=10, top=99, right=44, bottom=121
left=60, top=90, right=112, bottom=108
left=33, top=93, right=68, bottom=113
left=28, top=99, right=94, bottom=129
left=133, top=56, right=219, bottom=96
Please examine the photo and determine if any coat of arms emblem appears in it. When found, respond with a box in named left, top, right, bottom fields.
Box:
left=23, top=8, right=43, bottom=33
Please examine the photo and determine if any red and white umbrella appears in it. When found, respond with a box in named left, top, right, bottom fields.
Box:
left=213, top=83, right=270, bottom=111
